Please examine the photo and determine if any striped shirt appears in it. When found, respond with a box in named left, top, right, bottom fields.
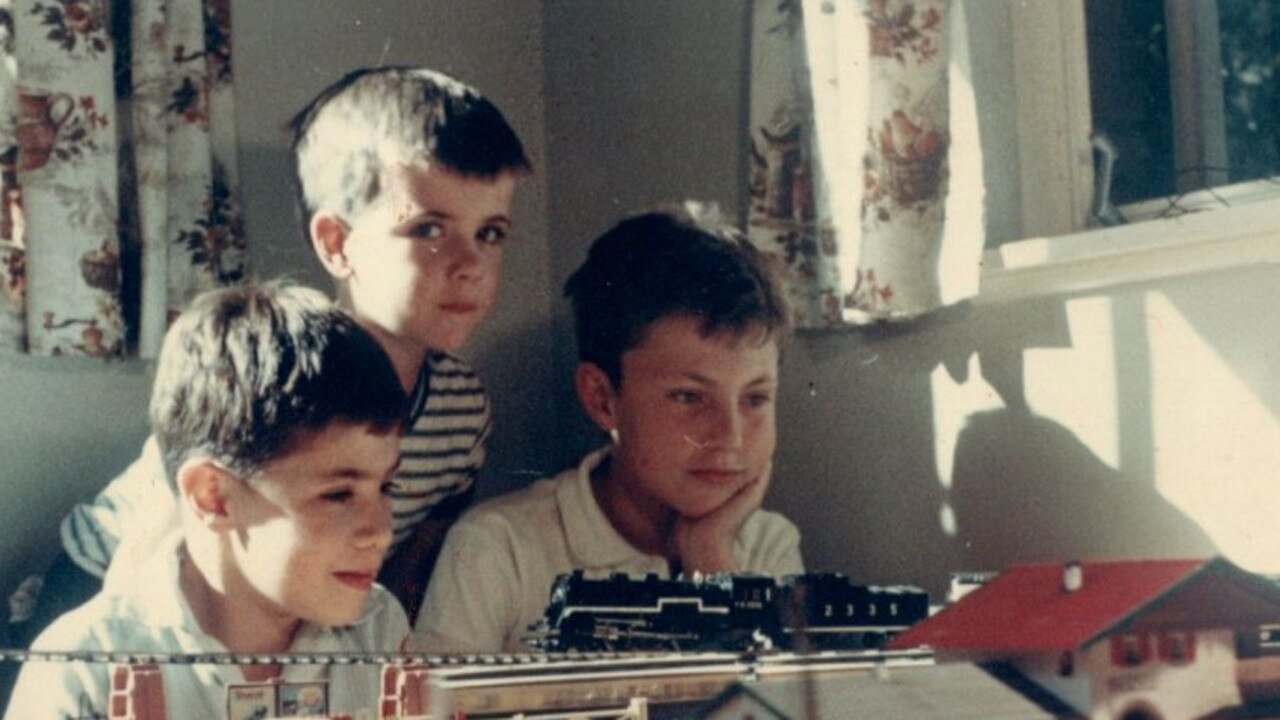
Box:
left=60, top=351, right=490, bottom=577
left=390, top=352, right=490, bottom=546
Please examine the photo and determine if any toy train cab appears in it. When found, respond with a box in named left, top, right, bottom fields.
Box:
left=529, top=571, right=929, bottom=653
left=532, top=570, right=779, bottom=652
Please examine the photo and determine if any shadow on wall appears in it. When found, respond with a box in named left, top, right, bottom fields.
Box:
left=948, top=404, right=1217, bottom=572
left=938, top=298, right=1219, bottom=571
left=802, top=296, right=1218, bottom=592
left=940, top=299, right=1217, bottom=572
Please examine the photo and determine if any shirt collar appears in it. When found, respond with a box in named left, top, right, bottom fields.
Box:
left=557, top=446, right=668, bottom=573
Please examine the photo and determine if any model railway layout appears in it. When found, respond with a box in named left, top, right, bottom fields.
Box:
left=1, top=573, right=935, bottom=718
left=0, top=646, right=936, bottom=719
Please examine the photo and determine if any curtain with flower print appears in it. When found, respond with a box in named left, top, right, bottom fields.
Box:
left=747, top=0, right=984, bottom=327
left=0, top=0, right=244, bottom=358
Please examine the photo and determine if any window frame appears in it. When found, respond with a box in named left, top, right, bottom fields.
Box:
left=975, top=0, right=1280, bottom=305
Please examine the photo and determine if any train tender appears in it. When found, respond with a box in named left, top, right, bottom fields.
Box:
left=528, top=571, right=929, bottom=652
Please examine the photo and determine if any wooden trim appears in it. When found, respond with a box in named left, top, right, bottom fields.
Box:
left=1008, top=0, right=1094, bottom=239
left=978, top=198, right=1280, bottom=303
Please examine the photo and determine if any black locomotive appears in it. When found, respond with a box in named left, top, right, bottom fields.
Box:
left=527, top=571, right=929, bottom=652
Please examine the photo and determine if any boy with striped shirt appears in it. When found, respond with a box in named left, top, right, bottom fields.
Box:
left=34, top=67, right=531, bottom=636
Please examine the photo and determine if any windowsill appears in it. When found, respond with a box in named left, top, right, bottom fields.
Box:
left=977, top=195, right=1280, bottom=304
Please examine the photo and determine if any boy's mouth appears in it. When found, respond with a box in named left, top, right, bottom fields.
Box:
left=333, top=571, right=376, bottom=591
left=689, top=468, right=744, bottom=485
left=439, top=301, right=477, bottom=314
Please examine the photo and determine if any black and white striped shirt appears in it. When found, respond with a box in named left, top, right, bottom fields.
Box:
left=389, top=352, right=490, bottom=546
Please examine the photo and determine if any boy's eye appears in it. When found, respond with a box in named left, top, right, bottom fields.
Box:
left=321, top=488, right=353, bottom=503
left=477, top=225, right=508, bottom=246
left=670, top=389, right=702, bottom=405
left=380, top=480, right=401, bottom=496
left=407, top=221, right=445, bottom=239
left=745, top=392, right=774, bottom=409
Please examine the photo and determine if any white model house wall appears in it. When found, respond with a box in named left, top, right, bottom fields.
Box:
left=1015, top=629, right=1240, bottom=720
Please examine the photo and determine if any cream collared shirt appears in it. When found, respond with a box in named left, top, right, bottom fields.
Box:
left=414, top=447, right=804, bottom=654
left=6, top=530, right=409, bottom=720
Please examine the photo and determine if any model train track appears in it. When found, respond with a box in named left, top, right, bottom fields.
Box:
left=0, top=646, right=932, bottom=668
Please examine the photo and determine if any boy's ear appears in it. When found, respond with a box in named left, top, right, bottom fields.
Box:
left=574, top=362, right=619, bottom=434
left=177, top=459, right=233, bottom=531
left=310, top=212, right=352, bottom=279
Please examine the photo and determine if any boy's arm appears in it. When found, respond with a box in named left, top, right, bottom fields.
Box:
left=378, top=486, right=474, bottom=623
left=673, top=463, right=773, bottom=573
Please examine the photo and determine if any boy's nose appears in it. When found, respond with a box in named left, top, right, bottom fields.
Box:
left=705, top=406, right=745, bottom=449
left=355, top=504, right=394, bottom=553
left=443, top=233, right=483, bottom=277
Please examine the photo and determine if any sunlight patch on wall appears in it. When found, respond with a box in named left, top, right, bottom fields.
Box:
left=1147, top=291, right=1280, bottom=572
left=1024, top=297, right=1120, bottom=469
left=932, top=352, right=1003, bottom=490
left=931, top=352, right=1002, bottom=536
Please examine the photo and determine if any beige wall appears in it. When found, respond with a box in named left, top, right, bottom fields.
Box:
left=0, top=358, right=151, bottom=593
left=540, top=0, right=758, bottom=464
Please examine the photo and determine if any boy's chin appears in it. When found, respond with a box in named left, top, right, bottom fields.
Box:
left=675, top=496, right=735, bottom=521
left=423, top=329, right=476, bottom=354
left=301, top=600, right=368, bottom=628
left=308, top=610, right=364, bottom=628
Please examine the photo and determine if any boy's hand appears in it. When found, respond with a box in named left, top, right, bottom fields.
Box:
left=672, top=463, right=772, bottom=574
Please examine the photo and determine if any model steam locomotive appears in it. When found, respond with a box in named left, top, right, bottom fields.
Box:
left=528, top=571, right=929, bottom=652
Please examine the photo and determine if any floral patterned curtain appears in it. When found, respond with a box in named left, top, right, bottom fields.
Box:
left=747, top=0, right=984, bottom=327
left=0, top=0, right=244, bottom=358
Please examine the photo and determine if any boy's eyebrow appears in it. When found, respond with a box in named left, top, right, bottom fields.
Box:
left=395, top=209, right=512, bottom=226
left=322, top=458, right=401, bottom=480
left=675, top=370, right=778, bottom=387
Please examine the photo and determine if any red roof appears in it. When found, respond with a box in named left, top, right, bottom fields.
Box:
left=889, top=557, right=1280, bottom=655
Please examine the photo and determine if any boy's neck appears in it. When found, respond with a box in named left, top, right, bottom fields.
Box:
left=347, top=314, right=429, bottom=393
left=378, top=332, right=430, bottom=393
left=179, top=542, right=301, bottom=668
left=590, top=459, right=677, bottom=561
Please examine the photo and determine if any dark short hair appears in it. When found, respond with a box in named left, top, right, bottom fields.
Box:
left=288, top=66, right=532, bottom=224
left=149, top=282, right=406, bottom=484
left=563, top=203, right=790, bottom=387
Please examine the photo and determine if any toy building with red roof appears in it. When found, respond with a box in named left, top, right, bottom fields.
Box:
left=889, top=557, right=1280, bottom=720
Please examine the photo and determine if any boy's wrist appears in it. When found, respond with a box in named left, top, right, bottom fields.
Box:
left=675, top=534, right=739, bottom=574
left=679, top=552, right=740, bottom=575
